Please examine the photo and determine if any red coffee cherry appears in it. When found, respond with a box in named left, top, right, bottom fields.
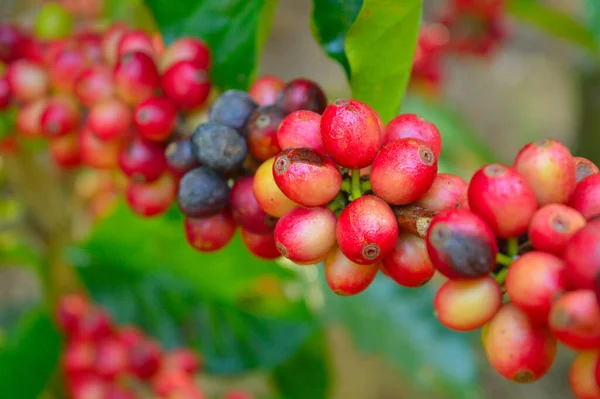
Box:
left=324, top=246, right=379, bottom=296
left=6, top=59, right=49, bottom=102
left=230, top=175, right=277, bottom=235
left=564, top=220, right=600, bottom=290
left=371, top=138, right=437, bottom=205
left=75, top=30, right=103, bottom=63
left=275, top=78, right=327, bottom=114
left=118, top=136, right=167, bottom=183
left=336, top=195, right=398, bottom=265
left=381, top=233, right=435, bottom=287
left=249, top=75, right=284, bottom=106
left=247, top=105, right=286, bottom=160
left=114, top=51, right=160, bottom=105
left=68, top=375, right=107, bottom=399
left=272, top=148, right=342, bottom=207
left=426, top=209, right=498, bottom=279
left=528, top=204, right=585, bottom=255
left=383, top=113, right=442, bottom=158
left=129, top=338, right=163, bottom=380
left=74, top=65, right=115, bottom=107
left=184, top=209, right=237, bottom=253
left=414, top=172, right=467, bottom=212
left=95, top=337, right=129, bottom=381
left=104, top=385, right=137, bottom=399
left=56, top=294, right=89, bottom=333
left=0, top=23, right=26, bottom=63
left=101, top=23, right=128, bottom=65
left=505, top=251, right=570, bottom=324
left=40, top=95, right=80, bottom=138
left=126, top=173, right=176, bottom=217
left=549, top=290, right=600, bottom=350
left=0, top=76, right=10, bottom=110
left=159, top=36, right=211, bottom=72
left=277, top=110, right=324, bottom=152
left=80, top=124, right=122, bottom=169
left=161, top=60, right=210, bottom=111
left=163, top=349, right=201, bottom=375
left=16, top=97, right=47, bottom=137
left=88, top=98, right=132, bottom=141
left=570, top=351, right=600, bottom=399
left=320, top=98, right=382, bottom=169
left=570, top=174, right=600, bottom=220
left=513, top=139, right=576, bottom=205
left=117, top=30, right=155, bottom=58
left=77, top=308, right=113, bottom=341
left=48, top=45, right=88, bottom=93
left=240, top=229, right=281, bottom=260
left=253, top=157, right=297, bottom=217
left=64, top=339, right=97, bottom=377
left=434, top=276, right=502, bottom=331
left=134, top=96, right=177, bottom=142
left=49, top=132, right=82, bottom=169
left=574, top=156, right=600, bottom=183
left=484, top=303, right=557, bottom=383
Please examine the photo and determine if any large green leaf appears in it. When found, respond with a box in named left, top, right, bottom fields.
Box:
left=0, top=307, right=63, bottom=399
left=144, top=0, right=278, bottom=90
left=345, top=0, right=423, bottom=123
left=310, top=0, right=363, bottom=79
left=321, top=274, right=482, bottom=399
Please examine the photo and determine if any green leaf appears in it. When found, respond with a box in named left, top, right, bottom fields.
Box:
left=583, top=0, right=600, bottom=44
left=507, top=0, right=598, bottom=53
left=310, top=0, right=363, bottom=79
left=321, top=275, right=482, bottom=399
left=345, top=0, right=423, bottom=123
left=144, top=0, right=279, bottom=90
left=0, top=307, right=63, bottom=399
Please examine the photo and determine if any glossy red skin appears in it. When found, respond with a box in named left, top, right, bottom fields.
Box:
left=549, top=290, right=600, bottom=350
left=249, top=75, right=284, bottom=106
left=277, top=110, right=324, bottom=152
left=383, top=113, right=442, bottom=158
left=184, top=209, right=237, bottom=253
left=77, top=309, right=113, bottom=341
left=161, top=60, right=210, bottom=111
left=129, top=339, right=163, bottom=380
left=160, top=36, right=211, bottom=72
left=564, top=220, right=600, bottom=290
left=570, top=174, right=600, bottom=220
left=95, top=337, right=129, bottom=381
left=272, top=148, right=342, bottom=206
left=163, top=349, right=200, bottom=375
left=0, top=23, right=25, bottom=63
left=240, top=229, right=281, bottom=260
left=506, top=252, right=570, bottom=324
left=371, top=138, right=438, bottom=205
left=426, top=209, right=498, bottom=279
left=117, top=30, right=155, bottom=58
left=324, top=246, right=379, bottom=296
left=75, top=30, right=103, bottom=63
left=67, top=374, right=107, bottom=399
left=484, top=303, right=557, bottom=383
left=381, top=233, right=435, bottom=287
left=247, top=106, right=285, bottom=160
left=126, top=173, right=176, bottom=217
left=102, top=23, right=128, bottom=65
left=20, top=35, right=44, bottom=63
left=80, top=124, right=122, bottom=169
left=118, top=326, right=144, bottom=351
left=6, top=59, right=49, bottom=102
left=89, top=99, right=132, bottom=141
left=229, top=176, right=277, bottom=235
left=570, top=351, right=600, bottom=399
left=514, top=139, right=576, bottom=205
left=321, top=98, right=382, bottom=169
left=468, top=163, right=537, bottom=238
left=529, top=204, right=586, bottom=255
left=274, top=207, right=337, bottom=264
left=74, top=65, right=115, bottom=107
left=118, top=136, right=167, bottom=183
left=575, top=157, right=600, bottom=183
left=56, top=294, right=89, bottom=333
left=336, top=195, right=398, bottom=265
left=44, top=39, right=70, bottom=65
left=16, top=98, right=47, bottom=137
left=152, top=369, right=197, bottom=397
left=64, top=339, right=96, bottom=376
left=49, top=46, right=88, bottom=93
left=114, top=51, right=160, bottom=105
left=276, top=78, right=327, bottom=114
left=414, top=173, right=467, bottom=212
left=0, top=76, right=10, bottom=109
left=40, top=96, right=80, bottom=138
left=49, top=132, right=82, bottom=169
left=134, top=96, right=177, bottom=142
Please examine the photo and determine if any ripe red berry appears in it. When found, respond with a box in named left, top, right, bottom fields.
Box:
left=40, top=95, right=80, bottom=138
left=48, top=46, right=88, bottom=93
left=484, top=303, right=557, bottom=383
left=277, top=110, right=324, bottom=152
left=324, top=246, right=379, bottom=296
left=64, top=339, right=96, bottom=376
left=68, top=375, right=107, bottom=399
left=575, top=157, right=600, bottom=183
left=383, top=113, right=442, bottom=158
left=56, top=294, right=89, bottom=333
left=505, top=252, right=570, bottom=324
left=49, top=132, right=82, bottom=169
left=95, top=337, right=129, bottom=381
left=133, top=96, right=177, bottom=142
left=276, top=78, right=327, bottom=114
left=570, top=351, right=600, bottom=399
left=414, top=173, right=467, bottom=212
left=435, top=276, right=502, bottom=331
left=104, top=385, right=137, bottom=399
left=564, top=220, right=600, bottom=290
left=6, top=59, right=49, bottom=102
left=0, top=23, right=25, bottom=63
left=249, top=75, right=284, bottom=106
left=16, top=97, right=47, bottom=137
left=513, top=139, right=576, bottom=205
left=74, top=65, right=115, bottom=107
left=80, top=124, right=122, bottom=169
left=126, top=173, right=176, bottom=217
left=114, top=51, right=160, bottom=105
left=118, top=136, right=167, bottom=183
left=549, top=290, right=600, bottom=350
left=0, top=76, right=11, bottom=109
left=184, top=209, right=237, bottom=253
left=426, top=209, right=498, bottom=279
left=371, top=138, right=437, bottom=205
left=230, top=175, right=277, bottom=235
left=381, top=233, right=435, bottom=287
left=161, top=60, right=210, bottom=111
left=163, top=349, right=200, bottom=375
left=159, top=36, right=211, bottom=72
left=321, top=98, right=382, bottom=169
left=272, top=148, right=342, bottom=207
left=75, top=30, right=103, bottom=63
left=88, top=98, right=132, bottom=141
left=102, top=23, right=128, bottom=65
left=165, top=138, right=200, bottom=178
left=118, top=326, right=144, bottom=351
left=246, top=105, right=286, bottom=160
left=253, top=157, right=297, bottom=217
left=529, top=204, right=585, bottom=254
left=77, top=308, right=113, bottom=341
left=240, top=229, right=280, bottom=260
left=117, top=30, right=155, bottom=58
left=129, top=339, right=162, bottom=380
left=336, top=195, right=398, bottom=265
left=570, top=174, right=600, bottom=220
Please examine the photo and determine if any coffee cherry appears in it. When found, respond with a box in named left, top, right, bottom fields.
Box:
left=0, top=23, right=25, bottom=63
left=34, top=2, right=73, bottom=40
left=434, top=276, right=502, bottom=331
left=249, top=75, right=284, bottom=106
left=126, top=173, right=176, bottom=217
left=40, top=95, right=80, bottom=138
left=505, top=252, right=569, bottom=324
left=426, top=209, right=498, bottom=279
left=414, top=173, right=467, bottom=212
left=321, top=98, right=382, bottom=169
left=64, top=339, right=96, bottom=376
left=253, top=157, right=297, bottom=217
left=570, top=174, right=600, bottom=220
left=0, top=76, right=10, bottom=110
left=16, top=97, right=47, bottom=137
left=80, top=124, right=121, bottom=169
left=129, top=338, right=162, bottom=380
left=49, top=132, right=81, bottom=169
left=117, top=30, right=155, bottom=58
left=104, top=385, right=136, bottom=399
left=246, top=105, right=286, bottom=160
left=177, top=167, right=229, bottom=218
left=118, top=136, right=167, bottom=183
left=208, top=89, right=258, bottom=136
left=56, top=294, right=89, bottom=333
left=161, top=60, right=210, bottom=111
left=68, top=375, right=108, bottom=399
left=185, top=209, right=236, bottom=252
left=74, top=65, right=115, bottom=107
left=514, top=139, right=576, bottom=205
left=76, top=30, right=103, bottom=63
left=77, top=308, right=113, bottom=340
left=165, top=138, right=199, bottom=178
left=95, top=337, right=129, bottom=381
left=468, top=163, right=537, bottom=238
left=118, top=326, right=144, bottom=351
left=133, top=96, right=177, bottom=142
left=163, top=349, right=200, bottom=375
left=274, top=207, right=336, bottom=264
left=240, top=229, right=280, bottom=260
left=529, top=204, right=585, bottom=254
left=549, top=290, right=600, bottom=350
left=575, top=157, right=600, bottom=183
left=371, top=138, right=437, bottom=205
left=277, top=110, right=324, bottom=152
left=484, top=303, right=557, bottom=383
left=114, top=51, right=160, bottom=105
left=570, top=351, right=600, bottom=399
left=159, top=36, right=211, bottom=72
left=336, top=195, right=398, bottom=265
left=190, top=122, right=247, bottom=173
left=324, top=246, right=379, bottom=296
left=272, top=148, right=342, bottom=207
left=381, top=233, right=435, bottom=287
left=88, top=98, right=132, bottom=141
left=6, top=59, right=49, bottom=102
left=230, top=176, right=277, bottom=234
left=564, top=220, right=600, bottom=290
left=48, top=46, right=87, bottom=93
left=102, top=23, right=128, bottom=65
left=276, top=78, right=327, bottom=114
left=383, top=113, right=442, bottom=158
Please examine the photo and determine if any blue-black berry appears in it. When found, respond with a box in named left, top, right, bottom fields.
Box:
left=191, top=122, right=247, bottom=173
left=177, top=167, right=229, bottom=218
left=208, top=90, right=258, bottom=136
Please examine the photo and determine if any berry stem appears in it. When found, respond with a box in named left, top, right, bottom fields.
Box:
left=507, top=237, right=519, bottom=258
left=494, top=267, right=509, bottom=285
left=361, top=180, right=372, bottom=192
left=496, top=253, right=514, bottom=267
left=350, top=169, right=362, bottom=200
left=341, top=180, right=352, bottom=194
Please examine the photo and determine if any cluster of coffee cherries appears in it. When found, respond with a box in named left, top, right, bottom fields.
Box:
left=57, top=294, right=254, bottom=399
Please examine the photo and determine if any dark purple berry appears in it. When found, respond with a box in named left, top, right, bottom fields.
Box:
left=190, top=122, right=247, bottom=173
left=208, top=89, right=258, bottom=136
left=177, top=167, right=229, bottom=218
